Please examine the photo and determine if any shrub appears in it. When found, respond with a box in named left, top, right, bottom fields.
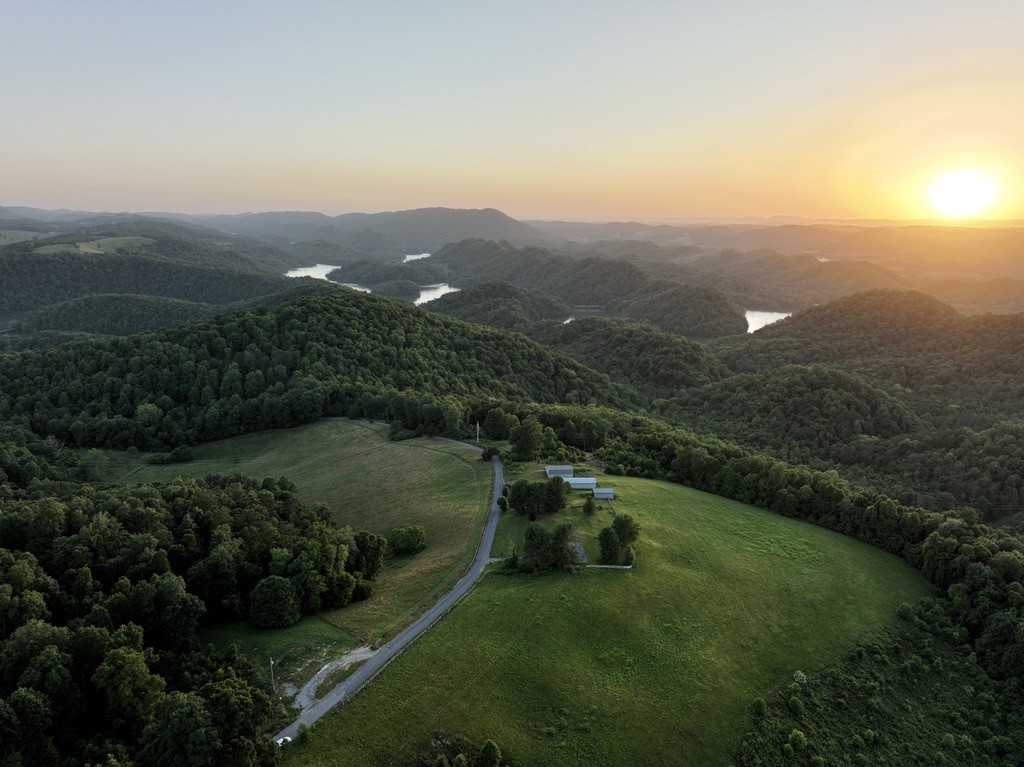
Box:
left=351, top=577, right=374, bottom=602
left=789, top=729, right=808, bottom=750
left=788, top=696, right=805, bottom=717
left=169, top=445, right=194, bottom=462
left=388, top=525, right=427, bottom=556
left=752, top=698, right=767, bottom=717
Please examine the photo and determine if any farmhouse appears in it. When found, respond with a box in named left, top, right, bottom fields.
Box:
left=593, top=487, right=615, bottom=500
left=564, top=477, right=598, bottom=490
left=545, top=465, right=574, bottom=479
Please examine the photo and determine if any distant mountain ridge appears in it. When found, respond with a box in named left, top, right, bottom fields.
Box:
left=172, top=206, right=559, bottom=252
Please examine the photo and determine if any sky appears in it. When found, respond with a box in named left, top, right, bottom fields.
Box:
left=3, top=0, right=1024, bottom=221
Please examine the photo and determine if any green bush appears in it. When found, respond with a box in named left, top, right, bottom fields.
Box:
left=388, top=525, right=427, bottom=556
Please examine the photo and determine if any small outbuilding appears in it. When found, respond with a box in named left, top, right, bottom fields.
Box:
left=564, top=477, right=598, bottom=490
left=593, top=488, right=615, bottom=500
left=546, top=465, right=574, bottom=479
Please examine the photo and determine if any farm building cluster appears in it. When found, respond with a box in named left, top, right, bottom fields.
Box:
left=545, top=465, right=615, bottom=499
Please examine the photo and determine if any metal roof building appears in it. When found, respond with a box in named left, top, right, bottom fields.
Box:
left=593, top=488, right=615, bottom=500
left=564, top=477, right=598, bottom=490
left=546, top=465, right=574, bottom=479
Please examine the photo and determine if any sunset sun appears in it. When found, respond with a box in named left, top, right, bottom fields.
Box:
left=927, top=169, right=1000, bottom=218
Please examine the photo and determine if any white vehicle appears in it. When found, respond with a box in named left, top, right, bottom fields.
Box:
left=275, top=737, right=292, bottom=746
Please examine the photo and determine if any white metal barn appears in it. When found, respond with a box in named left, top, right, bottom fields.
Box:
left=546, top=465, right=574, bottom=479
left=593, top=488, right=615, bottom=500
left=564, top=477, right=598, bottom=490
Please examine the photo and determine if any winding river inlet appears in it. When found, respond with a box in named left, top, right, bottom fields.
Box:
left=286, top=264, right=790, bottom=329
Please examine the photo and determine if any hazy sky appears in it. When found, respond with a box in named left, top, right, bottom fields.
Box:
left=3, top=1, right=1023, bottom=220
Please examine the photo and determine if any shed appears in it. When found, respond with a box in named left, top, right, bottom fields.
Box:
left=546, top=465, right=574, bottom=479
left=564, top=477, right=598, bottom=490
left=593, top=488, right=615, bottom=500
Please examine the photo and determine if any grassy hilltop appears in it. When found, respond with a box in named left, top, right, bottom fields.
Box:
left=285, top=475, right=929, bottom=767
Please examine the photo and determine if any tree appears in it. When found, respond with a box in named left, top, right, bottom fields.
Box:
left=248, top=576, right=300, bottom=628
left=611, top=513, right=640, bottom=546
left=510, top=416, right=543, bottom=461
left=508, top=479, right=539, bottom=516
left=92, top=644, right=166, bottom=732
left=484, top=407, right=511, bottom=440
left=599, top=526, right=620, bottom=565
left=139, top=691, right=219, bottom=767
left=480, top=738, right=502, bottom=767
left=200, top=675, right=276, bottom=767
left=542, top=476, right=568, bottom=513
left=350, top=531, right=387, bottom=580
left=523, top=523, right=551, bottom=568
left=583, top=496, right=597, bottom=517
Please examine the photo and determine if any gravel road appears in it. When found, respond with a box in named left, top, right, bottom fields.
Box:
left=273, top=441, right=502, bottom=741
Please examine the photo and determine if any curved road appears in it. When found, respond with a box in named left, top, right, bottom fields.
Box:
left=274, top=442, right=503, bottom=741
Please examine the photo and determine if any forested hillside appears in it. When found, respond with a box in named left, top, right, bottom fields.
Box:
left=23, top=294, right=222, bottom=335
left=429, top=239, right=748, bottom=337
left=668, top=364, right=920, bottom=449
left=326, top=260, right=444, bottom=289
left=685, top=291, right=1024, bottom=516
left=423, top=281, right=570, bottom=330
left=712, top=290, right=1024, bottom=422
left=527, top=316, right=729, bottom=398
left=0, top=248, right=290, bottom=313
left=0, top=289, right=637, bottom=451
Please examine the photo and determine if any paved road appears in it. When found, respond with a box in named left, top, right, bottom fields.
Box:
left=274, top=440, right=503, bottom=741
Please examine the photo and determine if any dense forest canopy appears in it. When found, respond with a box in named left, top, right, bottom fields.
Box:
left=325, top=260, right=444, bottom=289
left=0, top=248, right=290, bottom=313
left=0, top=421, right=391, bottom=766
left=423, top=281, right=570, bottom=331
left=0, top=288, right=638, bottom=452
left=427, top=239, right=748, bottom=337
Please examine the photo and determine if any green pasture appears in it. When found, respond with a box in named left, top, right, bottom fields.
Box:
left=284, top=474, right=930, bottom=767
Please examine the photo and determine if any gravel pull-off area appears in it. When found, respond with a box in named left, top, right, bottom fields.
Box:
left=570, top=539, right=588, bottom=564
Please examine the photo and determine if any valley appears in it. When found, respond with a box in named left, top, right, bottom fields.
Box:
left=0, top=204, right=1022, bottom=767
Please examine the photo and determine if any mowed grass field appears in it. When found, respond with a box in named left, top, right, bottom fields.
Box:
left=106, top=419, right=492, bottom=685
left=284, top=475, right=931, bottom=767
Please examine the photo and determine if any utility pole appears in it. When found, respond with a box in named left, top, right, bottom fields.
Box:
left=270, top=657, right=276, bottom=693
left=476, top=421, right=480, bottom=443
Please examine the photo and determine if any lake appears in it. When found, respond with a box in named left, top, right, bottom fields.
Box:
left=745, top=310, right=791, bottom=332
left=285, top=263, right=341, bottom=280
left=285, top=263, right=457, bottom=304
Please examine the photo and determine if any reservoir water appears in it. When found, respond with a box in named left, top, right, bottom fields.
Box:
left=285, top=263, right=341, bottom=280
left=285, top=263, right=457, bottom=305
left=745, top=310, right=791, bottom=333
